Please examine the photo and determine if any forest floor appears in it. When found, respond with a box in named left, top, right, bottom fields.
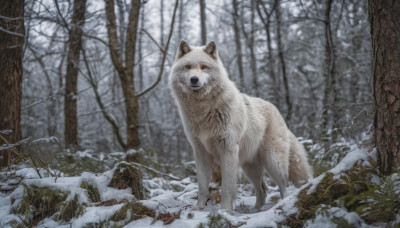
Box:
left=0, top=144, right=399, bottom=227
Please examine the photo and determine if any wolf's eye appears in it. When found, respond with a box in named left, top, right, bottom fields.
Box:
left=185, top=65, right=191, bottom=69
left=201, top=65, right=208, bottom=70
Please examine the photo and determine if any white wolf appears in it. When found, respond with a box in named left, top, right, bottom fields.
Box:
left=169, top=40, right=313, bottom=210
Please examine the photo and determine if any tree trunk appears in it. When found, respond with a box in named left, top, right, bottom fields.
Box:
left=369, top=0, right=400, bottom=174
left=322, top=0, right=334, bottom=137
left=138, top=4, right=145, bottom=90
left=64, top=0, right=87, bottom=150
left=241, top=0, right=259, bottom=97
left=199, top=0, right=207, bottom=45
left=116, top=0, right=126, bottom=57
left=232, top=0, right=245, bottom=90
left=275, top=0, right=291, bottom=122
left=104, top=0, right=141, bottom=150
left=160, top=0, right=165, bottom=46
left=0, top=0, right=24, bottom=166
left=178, top=0, right=183, bottom=41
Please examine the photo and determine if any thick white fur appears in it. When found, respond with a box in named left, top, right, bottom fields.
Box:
left=169, top=41, right=313, bottom=210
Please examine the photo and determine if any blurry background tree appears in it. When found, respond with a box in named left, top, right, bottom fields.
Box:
left=369, top=0, right=400, bottom=174
left=64, top=0, right=87, bottom=150
left=103, top=0, right=141, bottom=150
left=0, top=0, right=374, bottom=172
left=0, top=0, right=25, bottom=167
left=199, top=0, right=206, bottom=45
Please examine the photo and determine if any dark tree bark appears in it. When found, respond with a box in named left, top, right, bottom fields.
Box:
left=369, top=0, right=400, bottom=174
left=0, top=0, right=24, bottom=166
left=138, top=4, right=145, bottom=90
left=321, top=0, right=335, bottom=138
left=232, top=0, right=245, bottom=90
left=116, top=0, right=126, bottom=56
left=275, top=0, right=291, bottom=122
left=199, top=0, right=207, bottom=45
left=104, top=0, right=141, bottom=150
left=64, top=0, right=87, bottom=149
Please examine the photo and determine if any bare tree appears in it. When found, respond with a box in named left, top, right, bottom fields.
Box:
left=241, top=0, right=259, bottom=97
left=104, top=0, right=141, bottom=150
left=178, top=0, right=185, bottom=41
left=103, top=0, right=179, bottom=151
left=321, top=0, right=335, bottom=138
left=256, top=0, right=279, bottom=108
left=0, top=0, right=24, bottom=166
left=199, top=0, right=207, bottom=45
left=64, top=0, right=87, bottom=150
left=138, top=4, right=145, bottom=90
left=275, top=0, right=291, bottom=122
left=160, top=0, right=165, bottom=46
left=232, top=0, right=245, bottom=90
left=369, top=0, right=400, bottom=174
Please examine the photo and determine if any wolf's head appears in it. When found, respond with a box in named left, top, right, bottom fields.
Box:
left=169, top=40, right=229, bottom=95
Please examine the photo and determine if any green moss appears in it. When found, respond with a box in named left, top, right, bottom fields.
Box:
left=109, top=201, right=155, bottom=223
left=13, top=183, right=67, bottom=225
left=187, top=212, right=194, bottom=219
left=295, top=172, right=349, bottom=220
left=2, top=219, right=23, bottom=228
left=311, top=143, right=352, bottom=177
left=108, top=162, right=143, bottom=200
left=284, top=158, right=400, bottom=226
left=80, top=181, right=100, bottom=202
left=197, top=214, right=230, bottom=228
left=57, top=194, right=85, bottom=222
left=82, top=220, right=112, bottom=228
left=345, top=173, right=400, bottom=224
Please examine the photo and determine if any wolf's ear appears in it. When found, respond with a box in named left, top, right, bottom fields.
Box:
left=176, top=40, right=191, bottom=60
left=203, top=41, right=218, bottom=59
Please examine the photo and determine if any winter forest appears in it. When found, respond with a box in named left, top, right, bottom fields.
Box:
left=1, top=0, right=400, bottom=227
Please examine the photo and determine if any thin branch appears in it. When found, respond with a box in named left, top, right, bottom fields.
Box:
left=0, top=27, right=25, bottom=38
left=21, top=92, right=61, bottom=110
left=54, top=0, right=70, bottom=31
left=135, top=0, right=179, bottom=98
left=129, top=161, right=180, bottom=180
left=140, top=29, right=165, bottom=52
left=0, top=15, right=24, bottom=20
left=80, top=47, right=127, bottom=150
left=0, top=136, right=31, bottom=151
left=83, top=33, right=109, bottom=47
left=21, top=86, right=92, bottom=110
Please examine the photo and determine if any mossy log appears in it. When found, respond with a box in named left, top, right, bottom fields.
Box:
left=108, top=162, right=144, bottom=200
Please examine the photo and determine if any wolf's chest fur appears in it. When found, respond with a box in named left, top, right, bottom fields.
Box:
left=186, top=100, right=235, bottom=140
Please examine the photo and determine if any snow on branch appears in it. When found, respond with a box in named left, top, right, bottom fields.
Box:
left=0, top=137, right=31, bottom=151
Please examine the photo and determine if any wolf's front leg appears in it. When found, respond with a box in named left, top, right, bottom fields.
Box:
left=193, top=144, right=213, bottom=208
left=220, top=144, right=239, bottom=210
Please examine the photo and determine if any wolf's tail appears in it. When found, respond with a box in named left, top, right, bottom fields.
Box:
left=288, top=132, right=313, bottom=187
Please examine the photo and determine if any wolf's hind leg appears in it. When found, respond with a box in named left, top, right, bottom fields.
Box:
left=242, top=161, right=266, bottom=209
left=262, top=145, right=289, bottom=198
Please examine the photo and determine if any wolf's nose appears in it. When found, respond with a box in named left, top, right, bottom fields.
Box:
left=190, top=76, right=199, bottom=84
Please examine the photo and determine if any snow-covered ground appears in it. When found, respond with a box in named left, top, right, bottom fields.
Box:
left=0, top=149, right=389, bottom=227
